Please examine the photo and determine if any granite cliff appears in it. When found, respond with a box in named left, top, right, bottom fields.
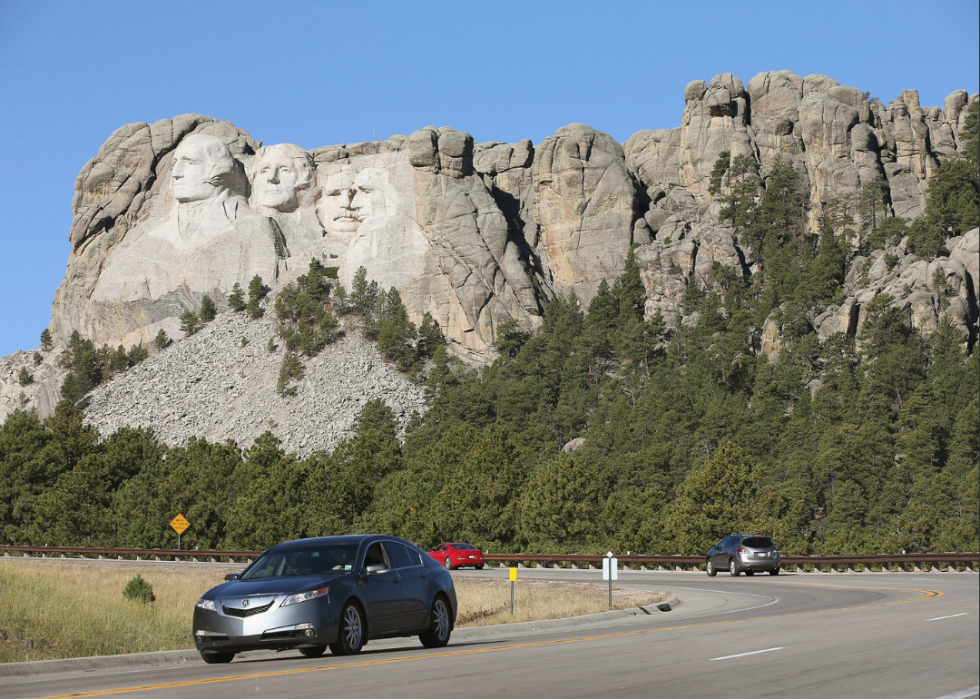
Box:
left=1, top=70, right=976, bottom=431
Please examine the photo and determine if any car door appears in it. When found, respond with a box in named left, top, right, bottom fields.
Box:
left=712, top=537, right=730, bottom=568
left=361, top=542, right=402, bottom=635
left=381, top=542, right=430, bottom=631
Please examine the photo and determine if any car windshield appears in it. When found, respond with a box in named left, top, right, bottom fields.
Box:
left=241, top=544, right=359, bottom=580
left=741, top=537, right=774, bottom=548
left=452, top=544, right=476, bottom=550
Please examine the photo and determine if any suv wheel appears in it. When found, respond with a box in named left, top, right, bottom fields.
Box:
left=769, top=567, right=780, bottom=576
left=729, top=559, right=740, bottom=576
left=706, top=560, right=717, bottom=577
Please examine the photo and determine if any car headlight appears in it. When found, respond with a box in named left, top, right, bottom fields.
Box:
left=196, top=598, right=216, bottom=611
left=281, top=587, right=329, bottom=607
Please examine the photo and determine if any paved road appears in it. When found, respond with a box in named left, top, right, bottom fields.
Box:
left=1, top=569, right=976, bottom=699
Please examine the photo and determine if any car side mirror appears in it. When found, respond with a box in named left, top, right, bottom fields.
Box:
left=365, top=563, right=388, bottom=575
left=224, top=573, right=240, bottom=581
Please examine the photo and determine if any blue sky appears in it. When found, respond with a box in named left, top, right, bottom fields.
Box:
left=0, top=0, right=977, bottom=357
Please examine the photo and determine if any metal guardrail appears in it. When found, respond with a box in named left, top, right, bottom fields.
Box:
left=1, top=546, right=976, bottom=569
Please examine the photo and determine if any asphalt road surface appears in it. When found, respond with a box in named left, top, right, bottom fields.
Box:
left=1, top=568, right=976, bottom=699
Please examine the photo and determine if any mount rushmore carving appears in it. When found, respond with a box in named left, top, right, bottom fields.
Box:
left=47, top=72, right=978, bottom=367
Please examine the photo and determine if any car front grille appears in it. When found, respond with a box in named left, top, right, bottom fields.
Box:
left=223, top=601, right=274, bottom=617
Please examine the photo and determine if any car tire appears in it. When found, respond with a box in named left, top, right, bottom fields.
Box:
left=745, top=570, right=755, bottom=576
left=706, top=560, right=717, bottom=577
left=329, top=602, right=365, bottom=656
left=299, top=645, right=327, bottom=658
left=475, top=565, right=484, bottom=570
left=419, top=596, right=453, bottom=649
left=200, top=651, right=235, bottom=664
left=769, top=567, right=780, bottom=576
left=729, top=559, right=740, bottom=576
left=444, top=558, right=453, bottom=570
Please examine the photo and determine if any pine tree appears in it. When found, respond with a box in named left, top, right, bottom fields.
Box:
left=180, top=311, right=200, bottom=336
left=199, top=294, right=217, bottom=322
left=228, top=283, right=247, bottom=312
left=39, top=329, right=53, bottom=352
left=246, top=275, right=269, bottom=319
left=153, top=330, right=170, bottom=350
left=17, top=367, right=33, bottom=386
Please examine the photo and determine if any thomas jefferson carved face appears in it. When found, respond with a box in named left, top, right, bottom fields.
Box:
left=249, top=144, right=315, bottom=212
left=172, top=135, right=241, bottom=203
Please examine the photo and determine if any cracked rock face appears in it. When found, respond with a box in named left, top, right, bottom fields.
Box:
left=3, top=71, right=975, bottom=425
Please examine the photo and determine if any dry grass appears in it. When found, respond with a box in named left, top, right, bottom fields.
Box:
left=0, top=560, right=669, bottom=663
left=454, top=578, right=668, bottom=626
left=0, top=560, right=226, bottom=663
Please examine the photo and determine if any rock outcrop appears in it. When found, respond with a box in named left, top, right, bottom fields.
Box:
left=1, top=70, right=975, bottom=426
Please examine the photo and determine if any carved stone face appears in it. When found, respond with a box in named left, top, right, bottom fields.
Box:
left=250, top=144, right=315, bottom=212
left=319, top=169, right=362, bottom=234
left=171, top=135, right=240, bottom=204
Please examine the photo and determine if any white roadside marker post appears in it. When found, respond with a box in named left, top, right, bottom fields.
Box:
left=602, top=552, right=618, bottom=607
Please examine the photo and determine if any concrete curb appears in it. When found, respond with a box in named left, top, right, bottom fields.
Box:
left=0, top=598, right=677, bottom=679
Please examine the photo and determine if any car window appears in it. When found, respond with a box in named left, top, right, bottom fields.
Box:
left=383, top=542, right=414, bottom=569
left=435, top=544, right=446, bottom=552
left=715, top=539, right=726, bottom=549
left=407, top=546, right=424, bottom=566
left=364, top=543, right=389, bottom=570
left=741, top=537, right=774, bottom=548
left=453, top=543, right=476, bottom=550
left=240, top=544, right=358, bottom=580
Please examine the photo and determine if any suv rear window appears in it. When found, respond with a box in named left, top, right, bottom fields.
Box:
left=741, top=537, right=773, bottom=548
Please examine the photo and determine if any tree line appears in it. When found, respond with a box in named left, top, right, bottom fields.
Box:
left=1, top=103, right=977, bottom=556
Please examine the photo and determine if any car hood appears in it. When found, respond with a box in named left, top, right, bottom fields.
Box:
left=210, top=575, right=342, bottom=598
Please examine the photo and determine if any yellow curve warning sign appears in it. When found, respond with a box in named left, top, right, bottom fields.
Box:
left=170, top=514, right=190, bottom=535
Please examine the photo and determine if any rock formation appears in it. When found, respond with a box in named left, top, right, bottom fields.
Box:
left=1, top=70, right=976, bottom=425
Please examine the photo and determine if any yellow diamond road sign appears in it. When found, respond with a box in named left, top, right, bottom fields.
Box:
left=170, top=514, right=190, bottom=535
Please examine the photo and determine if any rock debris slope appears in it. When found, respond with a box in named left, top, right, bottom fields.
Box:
left=82, top=312, right=425, bottom=456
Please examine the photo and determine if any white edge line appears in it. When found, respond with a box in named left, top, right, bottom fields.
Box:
left=711, top=647, right=783, bottom=661
left=932, top=686, right=979, bottom=699
left=926, top=613, right=969, bottom=621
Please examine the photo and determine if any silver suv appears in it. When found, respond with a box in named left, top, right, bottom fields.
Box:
left=705, top=535, right=780, bottom=576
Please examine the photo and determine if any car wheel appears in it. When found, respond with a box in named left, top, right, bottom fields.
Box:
left=706, top=560, right=717, bottom=577
left=299, top=645, right=326, bottom=658
left=729, top=559, right=740, bottom=576
left=475, top=564, right=484, bottom=570
left=329, top=602, right=365, bottom=656
left=745, top=570, right=755, bottom=576
left=419, top=596, right=453, bottom=648
left=444, top=558, right=453, bottom=570
left=769, top=567, right=780, bottom=576
left=200, top=651, right=235, bottom=664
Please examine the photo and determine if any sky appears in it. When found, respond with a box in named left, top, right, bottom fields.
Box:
left=0, top=0, right=977, bottom=358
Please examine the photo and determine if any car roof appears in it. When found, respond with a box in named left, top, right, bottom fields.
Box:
left=270, top=535, right=416, bottom=551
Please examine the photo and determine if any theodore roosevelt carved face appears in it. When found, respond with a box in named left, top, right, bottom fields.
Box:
left=171, top=134, right=244, bottom=203
left=248, top=143, right=316, bottom=212
left=316, top=167, right=388, bottom=237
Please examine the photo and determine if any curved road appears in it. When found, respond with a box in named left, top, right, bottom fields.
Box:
left=1, top=568, right=976, bottom=699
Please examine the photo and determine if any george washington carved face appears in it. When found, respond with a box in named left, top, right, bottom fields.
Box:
left=248, top=143, right=316, bottom=212
left=171, top=134, right=244, bottom=203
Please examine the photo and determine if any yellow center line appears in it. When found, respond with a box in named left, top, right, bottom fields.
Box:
left=31, top=583, right=943, bottom=699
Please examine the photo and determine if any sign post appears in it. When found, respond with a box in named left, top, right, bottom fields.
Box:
left=602, top=551, right=618, bottom=607
left=509, top=567, right=518, bottom=616
left=170, top=514, right=190, bottom=551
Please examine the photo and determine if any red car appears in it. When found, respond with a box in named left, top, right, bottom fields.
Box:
left=428, top=543, right=485, bottom=570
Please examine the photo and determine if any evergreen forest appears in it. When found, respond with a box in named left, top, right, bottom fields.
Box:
left=1, top=104, right=977, bottom=558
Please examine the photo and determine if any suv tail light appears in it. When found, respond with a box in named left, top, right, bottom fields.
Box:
left=737, top=547, right=747, bottom=553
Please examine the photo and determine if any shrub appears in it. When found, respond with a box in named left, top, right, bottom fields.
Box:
left=17, top=367, right=33, bottom=386
left=153, top=330, right=171, bottom=350
left=180, top=311, right=200, bottom=336
left=199, top=295, right=217, bottom=322
left=122, top=575, right=155, bottom=604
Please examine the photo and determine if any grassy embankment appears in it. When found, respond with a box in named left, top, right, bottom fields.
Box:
left=0, top=561, right=667, bottom=663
